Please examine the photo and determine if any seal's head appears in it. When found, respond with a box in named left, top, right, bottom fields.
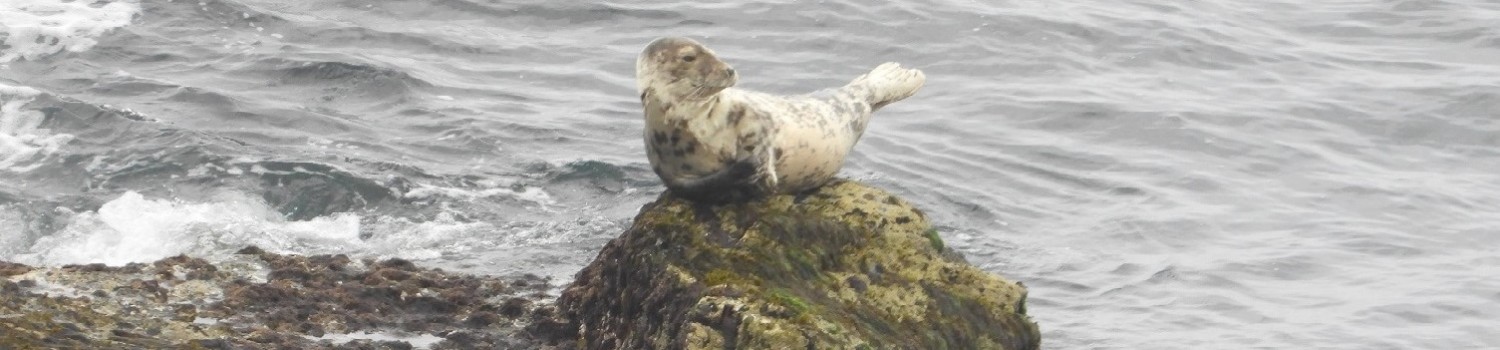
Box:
left=637, top=37, right=738, bottom=102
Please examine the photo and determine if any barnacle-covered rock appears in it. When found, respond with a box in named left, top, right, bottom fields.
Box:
left=551, top=180, right=1039, bottom=349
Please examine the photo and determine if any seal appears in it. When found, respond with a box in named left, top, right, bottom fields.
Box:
left=637, top=36, right=925, bottom=203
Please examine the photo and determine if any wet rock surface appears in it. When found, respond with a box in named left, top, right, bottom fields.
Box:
left=3, top=181, right=1038, bottom=349
left=1, top=249, right=558, bottom=349
left=547, top=180, right=1041, bottom=349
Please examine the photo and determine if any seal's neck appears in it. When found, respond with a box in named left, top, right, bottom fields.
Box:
left=644, top=89, right=725, bottom=122
left=674, top=94, right=721, bottom=112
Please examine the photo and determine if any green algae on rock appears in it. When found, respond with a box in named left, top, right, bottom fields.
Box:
left=551, top=180, right=1040, bottom=349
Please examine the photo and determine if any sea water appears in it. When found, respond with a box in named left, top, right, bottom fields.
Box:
left=2, top=0, right=1497, bottom=348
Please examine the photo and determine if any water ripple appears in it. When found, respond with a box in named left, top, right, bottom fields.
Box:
left=1, top=0, right=1498, bottom=348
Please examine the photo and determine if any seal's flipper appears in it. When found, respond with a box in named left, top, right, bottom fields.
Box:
left=665, top=156, right=768, bottom=204
left=846, top=62, right=925, bottom=111
left=765, top=144, right=779, bottom=187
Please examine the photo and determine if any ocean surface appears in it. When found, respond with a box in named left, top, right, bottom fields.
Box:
left=3, top=0, right=1498, bottom=348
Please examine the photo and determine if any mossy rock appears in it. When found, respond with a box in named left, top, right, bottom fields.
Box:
left=555, top=180, right=1040, bottom=349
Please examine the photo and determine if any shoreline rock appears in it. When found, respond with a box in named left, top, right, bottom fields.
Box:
left=3, top=181, right=1039, bottom=349
left=548, top=180, right=1040, bottom=349
left=1, top=248, right=558, bottom=349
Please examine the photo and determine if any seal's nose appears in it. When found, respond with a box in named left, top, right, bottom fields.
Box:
left=726, top=68, right=736, bottom=76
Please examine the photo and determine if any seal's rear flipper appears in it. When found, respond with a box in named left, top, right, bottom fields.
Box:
left=847, top=62, right=926, bottom=111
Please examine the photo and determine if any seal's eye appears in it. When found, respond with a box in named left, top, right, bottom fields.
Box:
left=682, top=55, right=697, bottom=62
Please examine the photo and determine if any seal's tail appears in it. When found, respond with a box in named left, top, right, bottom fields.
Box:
left=846, top=62, right=926, bottom=111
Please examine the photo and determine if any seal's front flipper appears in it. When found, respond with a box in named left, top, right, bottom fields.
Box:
left=665, top=157, right=768, bottom=204
left=673, top=157, right=757, bottom=191
left=764, top=144, right=779, bottom=188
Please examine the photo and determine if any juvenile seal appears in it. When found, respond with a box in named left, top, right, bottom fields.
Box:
left=638, top=36, right=925, bottom=203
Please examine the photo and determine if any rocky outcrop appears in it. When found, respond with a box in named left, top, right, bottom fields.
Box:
left=0, top=249, right=557, bottom=349
left=550, top=180, right=1040, bottom=349
left=3, top=181, right=1040, bottom=349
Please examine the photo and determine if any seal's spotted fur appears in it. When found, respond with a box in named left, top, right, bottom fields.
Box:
left=637, top=37, right=925, bottom=203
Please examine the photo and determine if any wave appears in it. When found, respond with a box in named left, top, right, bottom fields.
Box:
left=0, top=83, right=73, bottom=172
left=2, top=183, right=626, bottom=273
left=0, top=0, right=141, bottom=62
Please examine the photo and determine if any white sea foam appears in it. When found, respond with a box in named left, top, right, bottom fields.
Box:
left=404, top=183, right=556, bottom=208
left=0, top=0, right=142, bottom=62
left=0, top=206, right=31, bottom=257
left=307, top=331, right=444, bottom=349
left=15, top=191, right=358, bottom=266
left=0, top=83, right=73, bottom=172
left=6, top=190, right=551, bottom=267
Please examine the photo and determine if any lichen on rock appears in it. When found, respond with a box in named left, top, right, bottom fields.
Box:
left=550, top=180, right=1040, bottom=349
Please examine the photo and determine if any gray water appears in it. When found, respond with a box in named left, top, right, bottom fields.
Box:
left=3, top=0, right=1498, bottom=348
